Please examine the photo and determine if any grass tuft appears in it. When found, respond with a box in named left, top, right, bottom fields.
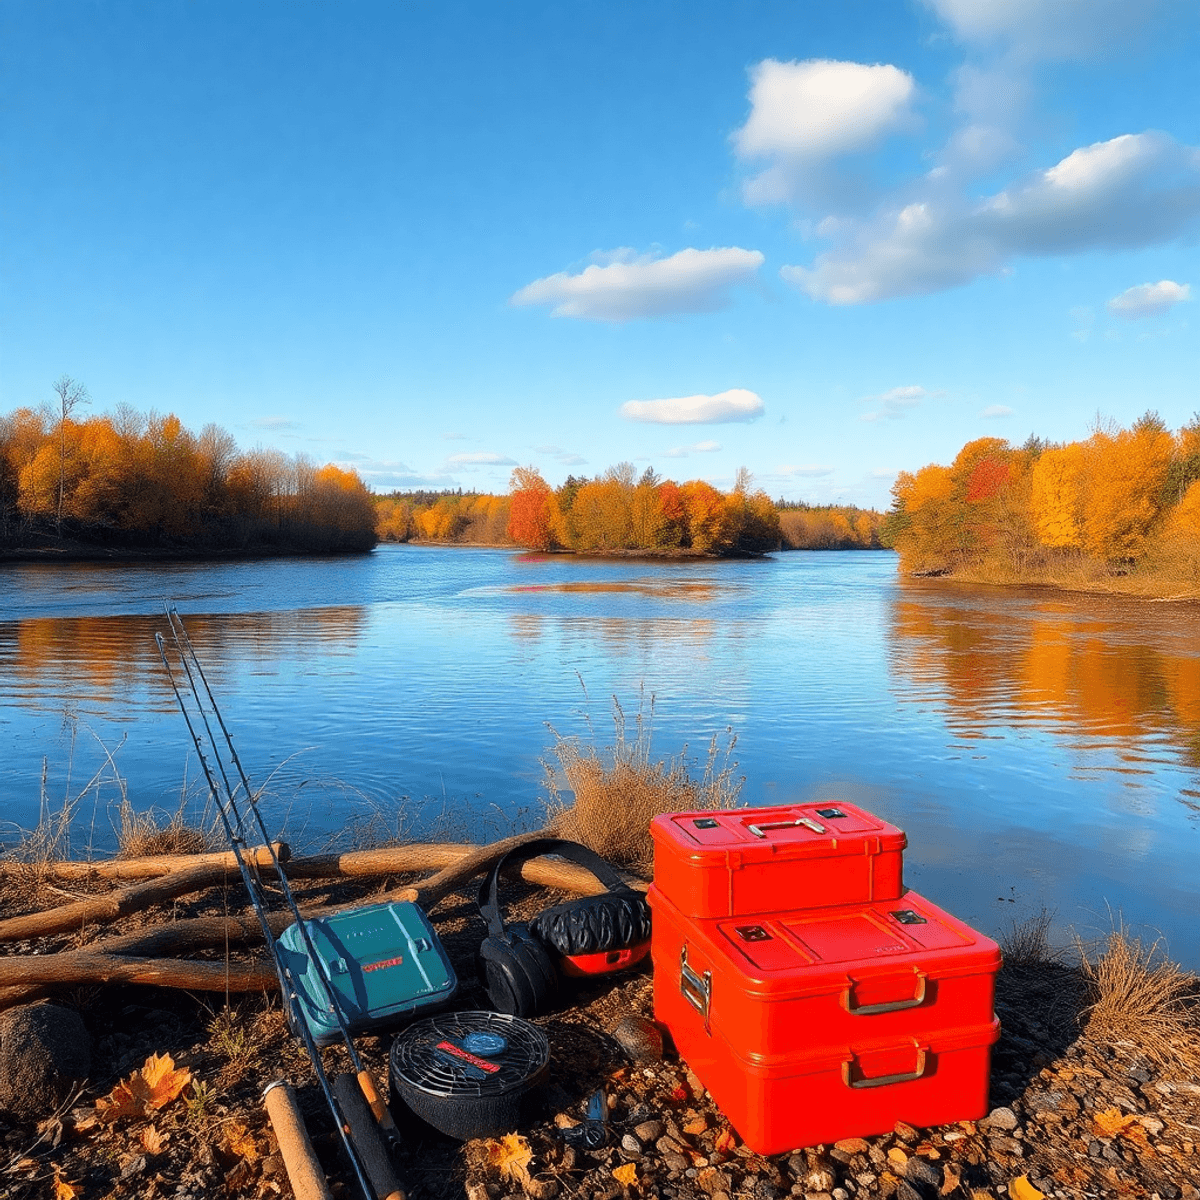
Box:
left=542, top=692, right=743, bottom=873
left=116, top=798, right=215, bottom=858
left=1077, top=924, right=1199, bottom=1065
left=998, top=907, right=1058, bottom=968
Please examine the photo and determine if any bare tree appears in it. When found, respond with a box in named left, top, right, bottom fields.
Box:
left=51, top=375, right=90, bottom=533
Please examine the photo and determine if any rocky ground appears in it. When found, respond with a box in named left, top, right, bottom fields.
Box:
left=1, top=879, right=1198, bottom=1200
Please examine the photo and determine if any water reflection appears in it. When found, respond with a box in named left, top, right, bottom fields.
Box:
left=889, top=588, right=1200, bottom=783
left=0, top=606, right=367, bottom=715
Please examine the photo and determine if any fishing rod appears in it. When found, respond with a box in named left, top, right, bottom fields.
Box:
left=155, top=606, right=394, bottom=1200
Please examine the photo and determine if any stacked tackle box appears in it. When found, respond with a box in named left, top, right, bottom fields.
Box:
left=648, top=802, right=1000, bottom=1154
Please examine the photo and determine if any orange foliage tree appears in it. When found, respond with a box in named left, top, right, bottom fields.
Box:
left=507, top=466, right=557, bottom=551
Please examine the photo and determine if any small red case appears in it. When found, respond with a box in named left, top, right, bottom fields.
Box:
left=648, top=886, right=1001, bottom=1153
left=650, top=802, right=907, bottom=918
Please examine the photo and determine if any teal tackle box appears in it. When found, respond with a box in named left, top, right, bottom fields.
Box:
left=277, top=901, right=458, bottom=1046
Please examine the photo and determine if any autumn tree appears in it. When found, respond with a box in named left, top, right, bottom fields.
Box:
left=507, top=466, right=557, bottom=550
left=1029, top=443, right=1086, bottom=549
left=1081, top=413, right=1174, bottom=561
left=51, top=376, right=90, bottom=532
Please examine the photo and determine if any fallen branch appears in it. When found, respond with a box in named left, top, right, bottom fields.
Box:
left=0, top=952, right=276, bottom=993
left=0, top=843, right=289, bottom=881
left=0, top=862, right=244, bottom=943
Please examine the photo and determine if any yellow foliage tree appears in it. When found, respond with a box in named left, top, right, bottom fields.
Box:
left=1082, top=419, right=1173, bottom=560
left=1029, top=443, right=1086, bottom=549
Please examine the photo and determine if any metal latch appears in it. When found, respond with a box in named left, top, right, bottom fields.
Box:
left=693, top=817, right=719, bottom=829
left=734, top=925, right=771, bottom=942
left=747, top=817, right=826, bottom=838
left=815, top=807, right=847, bottom=819
left=890, top=909, right=927, bottom=925
left=679, top=946, right=712, bottom=1034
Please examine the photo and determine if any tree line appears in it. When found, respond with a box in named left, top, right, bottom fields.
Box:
left=1, top=387, right=377, bottom=553
left=376, top=470, right=887, bottom=554
left=884, top=412, right=1200, bottom=585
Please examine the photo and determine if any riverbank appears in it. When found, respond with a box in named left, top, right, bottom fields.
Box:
left=0, top=866, right=1197, bottom=1200
left=907, top=559, right=1200, bottom=603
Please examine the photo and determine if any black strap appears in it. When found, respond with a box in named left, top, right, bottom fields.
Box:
left=479, top=838, right=635, bottom=940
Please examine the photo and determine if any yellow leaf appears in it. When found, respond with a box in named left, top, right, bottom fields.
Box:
left=141, top=1125, right=168, bottom=1156
left=95, top=1052, right=193, bottom=1123
left=612, top=1162, right=637, bottom=1187
left=485, top=1133, right=532, bottom=1186
left=53, top=1175, right=80, bottom=1200
left=223, top=1119, right=259, bottom=1162
left=1092, top=1107, right=1139, bottom=1139
left=140, top=1052, right=194, bottom=1109
left=1008, top=1177, right=1046, bottom=1200
left=683, top=1116, right=707, bottom=1135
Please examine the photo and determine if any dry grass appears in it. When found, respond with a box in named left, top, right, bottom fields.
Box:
left=1077, top=925, right=1200, bottom=1065
left=998, top=907, right=1058, bottom=968
left=542, top=693, right=743, bottom=873
left=115, top=798, right=215, bottom=858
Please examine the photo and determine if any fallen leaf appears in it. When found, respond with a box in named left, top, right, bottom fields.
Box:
left=53, top=1175, right=80, bottom=1200
left=940, top=1162, right=962, bottom=1195
left=486, top=1133, right=533, bottom=1186
left=683, top=1117, right=707, bottom=1135
left=1092, top=1107, right=1139, bottom=1139
left=713, top=1128, right=737, bottom=1154
left=612, top=1162, right=637, bottom=1187
left=96, top=1052, right=193, bottom=1123
left=668, top=1085, right=688, bottom=1103
left=223, top=1120, right=259, bottom=1162
left=1008, top=1177, right=1046, bottom=1200
left=887, top=1147, right=909, bottom=1169
left=141, top=1125, right=168, bottom=1156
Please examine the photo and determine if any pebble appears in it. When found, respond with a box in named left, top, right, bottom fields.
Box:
left=634, top=1119, right=664, bottom=1142
left=620, top=1133, right=642, bottom=1155
left=983, top=1106, right=1020, bottom=1131
left=609, top=1015, right=664, bottom=1063
left=833, top=1138, right=869, bottom=1155
left=904, top=1156, right=940, bottom=1188
left=893, top=1120, right=919, bottom=1142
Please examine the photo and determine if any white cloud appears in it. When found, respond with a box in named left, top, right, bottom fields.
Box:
left=921, top=0, right=1154, bottom=60
left=782, top=133, right=1200, bottom=304
left=621, top=388, right=765, bottom=425
left=347, top=461, right=457, bottom=491
left=860, top=385, right=933, bottom=421
left=665, top=440, right=722, bottom=458
left=980, top=405, right=1014, bottom=418
left=445, top=452, right=517, bottom=466
left=511, top=247, right=764, bottom=321
left=734, top=59, right=917, bottom=205
left=1107, top=279, right=1192, bottom=319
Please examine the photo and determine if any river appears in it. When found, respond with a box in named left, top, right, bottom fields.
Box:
left=1, top=544, right=1197, bottom=967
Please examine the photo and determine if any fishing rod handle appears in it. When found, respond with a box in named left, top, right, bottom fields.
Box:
left=263, top=1081, right=334, bottom=1200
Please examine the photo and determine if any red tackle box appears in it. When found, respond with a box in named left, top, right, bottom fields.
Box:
left=648, top=885, right=1000, bottom=1153
left=650, top=802, right=907, bottom=918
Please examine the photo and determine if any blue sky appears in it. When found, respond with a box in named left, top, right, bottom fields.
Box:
left=2, top=0, right=1197, bottom=508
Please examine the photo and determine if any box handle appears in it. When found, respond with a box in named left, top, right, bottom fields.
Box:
left=843, top=970, right=927, bottom=1015
left=841, top=1047, right=928, bottom=1089
left=679, top=946, right=712, bottom=1034
left=746, top=817, right=826, bottom=838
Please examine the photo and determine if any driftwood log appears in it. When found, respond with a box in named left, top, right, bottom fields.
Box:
left=0, top=834, right=648, bottom=1006
left=0, top=843, right=289, bottom=882
left=0, top=952, right=276, bottom=994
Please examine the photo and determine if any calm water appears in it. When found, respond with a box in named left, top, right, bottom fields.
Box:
left=2, top=545, right=1198, bottom=966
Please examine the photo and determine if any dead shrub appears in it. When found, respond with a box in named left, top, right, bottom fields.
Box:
left=116, top=798, right=214, bottom=859
left=1077, top=925, right=1199, bottom=1065
left=998, top=907, right=1058, bottom=968
left=542, top=694, right=742, bottom=873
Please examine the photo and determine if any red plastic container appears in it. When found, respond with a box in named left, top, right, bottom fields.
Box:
left=648, top=886, right=1001, bottom=1153
left=650, top=802, right=907, bottom=918
left=669, top=1012, right=1000, bottom=1154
